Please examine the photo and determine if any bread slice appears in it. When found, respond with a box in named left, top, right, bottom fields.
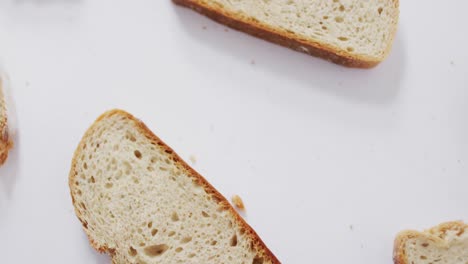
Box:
left=173, top=0, right=399, bottom=68
left=0, top=77, right=12, bottom=165
left=69, top=109, right=280, bottom=264
left=394, top=221, right=468, bottom=264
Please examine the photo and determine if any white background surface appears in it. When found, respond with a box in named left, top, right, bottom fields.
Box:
left=0, top=0, right=467, bottom=263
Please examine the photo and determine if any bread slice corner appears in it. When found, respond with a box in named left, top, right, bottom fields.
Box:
left=173, top=0, right=399, bottom=68
left=394, top=221, right=468, bottom=264
left=69, top=109, right=280, bottom=264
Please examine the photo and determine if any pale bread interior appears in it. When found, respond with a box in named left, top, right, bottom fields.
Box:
left=200, top=0, right=398, bottom=60
left=397, top=222, right=468, bottom=264
left=70, top=111, right=275, bottom=264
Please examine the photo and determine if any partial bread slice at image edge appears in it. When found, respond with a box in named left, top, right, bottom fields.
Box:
left=0, top=77, right=13, bottom=166
left=394, top=221, right=468, bottom=264
left=69, top=109, right=280, bottom=264
left=173, top=0, right=399, bottom=68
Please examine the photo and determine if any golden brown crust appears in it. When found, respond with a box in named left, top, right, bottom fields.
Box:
left=393, top=221, right=468, bottom=264
left=173, top=0, right=399, bottom=68
left=69, top=109, right=280, bottom=264
left=0, top=132, right=12, bottom=165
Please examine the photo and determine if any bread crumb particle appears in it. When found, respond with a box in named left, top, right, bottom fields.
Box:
left=189, top=155, right=197, bottom=165
left=232, top=195, right=245, bottom=211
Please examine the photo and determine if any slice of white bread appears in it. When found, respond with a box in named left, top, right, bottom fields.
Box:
left=0, top=77, right=12, bottom=165
left=69, top=109, right=280, bottom=264
left=173, top=0, right=399, bottom=68
left=394, top=221, right=468, bottom=264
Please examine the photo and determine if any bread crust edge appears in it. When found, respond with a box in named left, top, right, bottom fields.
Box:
left=69, top=109, right=281, bottom=264
left=0, top=80, right=12, bottom=166
left=393, top=221, right=468, bottom=264
left=173, top=0, right=399, bottom=68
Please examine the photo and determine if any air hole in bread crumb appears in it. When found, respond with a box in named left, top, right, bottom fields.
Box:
left=129, top=247, right=138, bottom=257
left=202, top=211, right=210, bottom=217
left=168, top=231, right=176, bottom=237
left=347, top=47, right=354, bottom=52
left=151, top=229, right=158, bottom=236
left=211, top=240, right=217, bottom=246
left=181, top=236, right=192, bottom=243
left=240, top=228, right=246, bottom=235
left=230, top=234, right=238, bottom=246
left=339, top=5, right=345, bottom=11
left=90, top=176, right=95, bottom=183
left=335, top=16, right=344, bottom=23
left=105, top=183, right=113, bottom=188
left=188, top=253, right=196, bottom=258
left=164, top=149, right=173, bottom=154
left=323, top=15, right=329, bottom=19
left=83, top=162, right=88, bottom=170
left=378, top=7, right=383, bottom=15
left=143, top=244, right=169, bottom=257
left=126, top=133, right=136, bottom=142
left=338, top=37, right=349, bottom=41
left=175, top=247, right=183, bottom=253
left=134, top=150, right=142, bottom=159
left=148, top=222, right=153, bottom=228
left=253, top=256, right=264, bottom=264
left=171, top=212, right=179, bottom=222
